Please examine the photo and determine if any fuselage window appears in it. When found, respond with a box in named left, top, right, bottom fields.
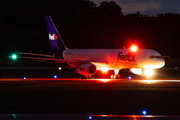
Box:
left=149, top=55, right=154, bottom=59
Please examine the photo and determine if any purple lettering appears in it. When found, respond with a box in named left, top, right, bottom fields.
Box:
left=118, top=52, right=136, bottom=62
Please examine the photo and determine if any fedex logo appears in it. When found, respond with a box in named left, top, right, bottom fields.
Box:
left=118, top=52, right=135, bottom=62
left=49, top=34, right=58, bottom=40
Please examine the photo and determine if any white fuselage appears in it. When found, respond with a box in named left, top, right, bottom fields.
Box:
left=63, top=49, right=165, bottom=70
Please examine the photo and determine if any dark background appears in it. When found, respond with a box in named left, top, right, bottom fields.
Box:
left=1, top=1, right=180, bottom=115
left=1, top=0, right=180, bottom=69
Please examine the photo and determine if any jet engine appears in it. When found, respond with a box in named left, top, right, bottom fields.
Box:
left=130, top=68, right=143, bottom=75
left=75, top=63, right=97, bottom=75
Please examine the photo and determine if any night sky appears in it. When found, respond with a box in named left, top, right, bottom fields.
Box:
left=92, top=0, right=180, bottom=15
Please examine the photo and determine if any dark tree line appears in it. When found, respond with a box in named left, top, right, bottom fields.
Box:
left=1, top=0, right=180, bottom=66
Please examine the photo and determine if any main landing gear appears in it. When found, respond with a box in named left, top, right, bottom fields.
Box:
left=111, top=70, right=120, bottom=79
left=81, top=75, right=91, bottom=79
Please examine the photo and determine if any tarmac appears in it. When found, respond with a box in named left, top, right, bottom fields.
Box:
left=0, top=78, right=180, bottom=115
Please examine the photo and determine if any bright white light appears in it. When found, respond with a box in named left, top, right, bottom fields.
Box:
left=142, top=80, right=157, bottom=84
left=101, top=67, right=108, bottom=73
left=58, top=67, right=62, bottom=70
left=111, top=75, right=114, bottom=79
left=128, top=76, right=131, bottom=80
left=130, top=45, right=138, bottom=52
left=23, top=77, right=26, bottom=79
left=113, top=75, right=116, bottom=79
left=54, top=75, right=57, bottom=78
left=89, top=116, right=92, bottom=119
left=144, top=68, right=153, bottom=77
left=99, top=79, right=111, bottom=82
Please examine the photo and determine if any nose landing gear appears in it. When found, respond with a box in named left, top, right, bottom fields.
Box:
left=111, top=70, right=120, bottom=79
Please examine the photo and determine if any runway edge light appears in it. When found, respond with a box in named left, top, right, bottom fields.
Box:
left=89, top=116, right=92, bottom=119
left=142, top=110, right=147, bottom=115
left=54, top=75, right=57, bottom=78
left=11, top=114, right=16, bottom=119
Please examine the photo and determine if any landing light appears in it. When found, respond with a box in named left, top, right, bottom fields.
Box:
left=130, top=45, right=138, bottom=52
left=144, top=68, right=153, bottom=77
left=101, top=67, right=108, bottom=73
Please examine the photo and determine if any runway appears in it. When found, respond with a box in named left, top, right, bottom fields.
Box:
left=2, top=114, right=180, bottom=120
left=1, top=77, right=180, bottom=116
left=1, top=78, right=180, bottom=91
left=2, top=77, right=180, bottom=82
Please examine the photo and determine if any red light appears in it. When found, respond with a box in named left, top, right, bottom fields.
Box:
left=133, top=115, right=137, bottom=119
left=130, top=45, right=138, bottom=52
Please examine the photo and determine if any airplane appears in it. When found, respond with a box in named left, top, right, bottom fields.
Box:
left=10, top=16, right=165, bottom=79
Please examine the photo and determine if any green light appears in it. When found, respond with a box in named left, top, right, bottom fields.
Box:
left=11, top=114, right=16, bottom=118
left=11, top=54, right=17, bottom=60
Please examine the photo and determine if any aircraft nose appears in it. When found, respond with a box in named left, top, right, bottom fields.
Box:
left=161, top=58, right=165, bottom=67
left=158, top=58, right=165, bottom=68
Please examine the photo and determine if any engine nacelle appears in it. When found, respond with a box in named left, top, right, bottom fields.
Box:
left=130, top=68, right=143, bottom=75
left=130, top=68, right=154, bottom=77
left=75, top=63, right=97, bottom=75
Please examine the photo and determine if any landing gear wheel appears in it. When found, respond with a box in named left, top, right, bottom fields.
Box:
left=110, top=74, right=120, bottom=79
left=87, top=75, right=91, bottom=79
left=111, top=74, right=116, bottom=79
left=81, top=76, right=84, bottom=79
left=81, top=75, right=91, bottom=79
left=110, top=69, right=120, bottom=79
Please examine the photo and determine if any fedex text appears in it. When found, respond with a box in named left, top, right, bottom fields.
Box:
left=118, top=52, right=135, bottom=62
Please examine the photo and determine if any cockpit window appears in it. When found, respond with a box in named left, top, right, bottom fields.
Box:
left=149, top=55, right=154, bottom=59
left=149, top=55, right=162, bottom=59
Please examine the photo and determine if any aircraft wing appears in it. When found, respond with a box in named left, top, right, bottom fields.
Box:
left=18, top=56, right=77, bottom=63
left=16, top=56, right=108, bottom=64
left=11, top=52, right=109, bottom=67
